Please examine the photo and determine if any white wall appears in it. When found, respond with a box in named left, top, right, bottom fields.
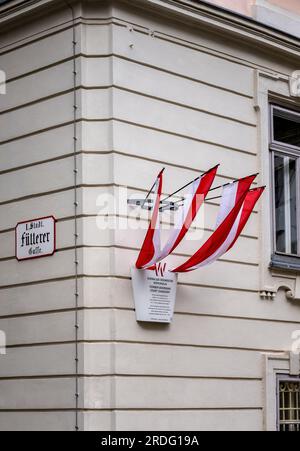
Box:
left=79, top=0, right=300, bottom=431
left=0, top=1, right=87, bottom=431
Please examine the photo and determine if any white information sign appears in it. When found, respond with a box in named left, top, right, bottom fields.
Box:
left=15, top=216, right=56, bottom=261
left=131, top=267, right=178, bottom=323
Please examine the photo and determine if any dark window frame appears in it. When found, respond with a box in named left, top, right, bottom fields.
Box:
left=270, top=104, right=300, bottom=272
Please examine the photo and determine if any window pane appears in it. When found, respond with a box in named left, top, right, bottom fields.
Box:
left=289, top=159, right=298, bottom=255
left=274, top=155, right=298, bottom=255
left=274, top=155, right=286, bottom=253
left=273, top=109, right=300, bottom=147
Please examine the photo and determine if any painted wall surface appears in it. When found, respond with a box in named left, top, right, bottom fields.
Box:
left=0, top=0, right=300, bottom=431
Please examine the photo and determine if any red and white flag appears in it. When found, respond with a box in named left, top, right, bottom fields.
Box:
left=226, top=187, right=265, bottom=252
left=136, top=170, right=164, bottom=269
left=172, top=174, right=258, bottom=273
left=144, top=165, right=219, bottom=269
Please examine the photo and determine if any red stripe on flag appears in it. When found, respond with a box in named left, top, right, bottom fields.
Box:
left=172, top=174, right=256, bottom=273
left=143, top=165, right=219, bottom=269
left=136, top=170, right=164, bottom=269
left=227, top=187, right=265, bottom=252
left=168, top=165, right=218, bottom=256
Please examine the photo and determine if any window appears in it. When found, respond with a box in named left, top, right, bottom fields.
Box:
left=270, top=105, right=300, bottom=270
left=273, top=154, right=298, bottom=255
left=273, top=108, right=300, bottom=147
left=278, top=376, right=300, bottom=432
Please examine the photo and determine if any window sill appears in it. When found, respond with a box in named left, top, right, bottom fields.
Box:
left=270, top=254, right=300, bottom=273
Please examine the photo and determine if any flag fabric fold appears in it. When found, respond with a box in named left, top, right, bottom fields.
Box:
left=226, top=187, right=265, bottom=252
left=136, top=170, right=164, bottom=269
left=172, top=174, right=258, bottom=273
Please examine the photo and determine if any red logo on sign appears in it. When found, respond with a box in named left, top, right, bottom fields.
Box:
left=155, top=263, right=167, bottom=277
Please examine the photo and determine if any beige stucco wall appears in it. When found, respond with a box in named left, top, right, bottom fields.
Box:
left=0, top=0, right=300, bottom=431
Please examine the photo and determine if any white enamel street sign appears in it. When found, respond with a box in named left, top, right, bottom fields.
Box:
left=131, top=267, right=178, bottom=323
left=15, top=216, right=56, bottom=261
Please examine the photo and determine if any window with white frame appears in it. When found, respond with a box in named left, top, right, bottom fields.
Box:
left=277, top=376, right=300, bottom=432
left=270, top=105, right=300, bottom=269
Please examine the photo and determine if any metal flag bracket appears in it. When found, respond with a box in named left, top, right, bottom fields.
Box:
left=127, top=167, right=185, bottom=212
left=127, top=198, right=181, bottom=212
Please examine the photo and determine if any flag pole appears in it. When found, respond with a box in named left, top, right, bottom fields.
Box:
left=208, top=173, right=259, bottom=193
left=141, top=168, right=165, bottom=209
left=206, top=185, right=265, bottom=202
left=172, top=173, right=260, bottom=204
left=161, top=164, right=219, bottom=203
left=161, top=177, right=199, bottom=203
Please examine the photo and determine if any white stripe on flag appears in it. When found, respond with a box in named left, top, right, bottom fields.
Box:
left=155, top=178, right=201, bottom=262
left=188, top=182, right=241, bottom=270
left=140, top=177, right=162, bottom=268
left=215, top=182, right=238, bottom=228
